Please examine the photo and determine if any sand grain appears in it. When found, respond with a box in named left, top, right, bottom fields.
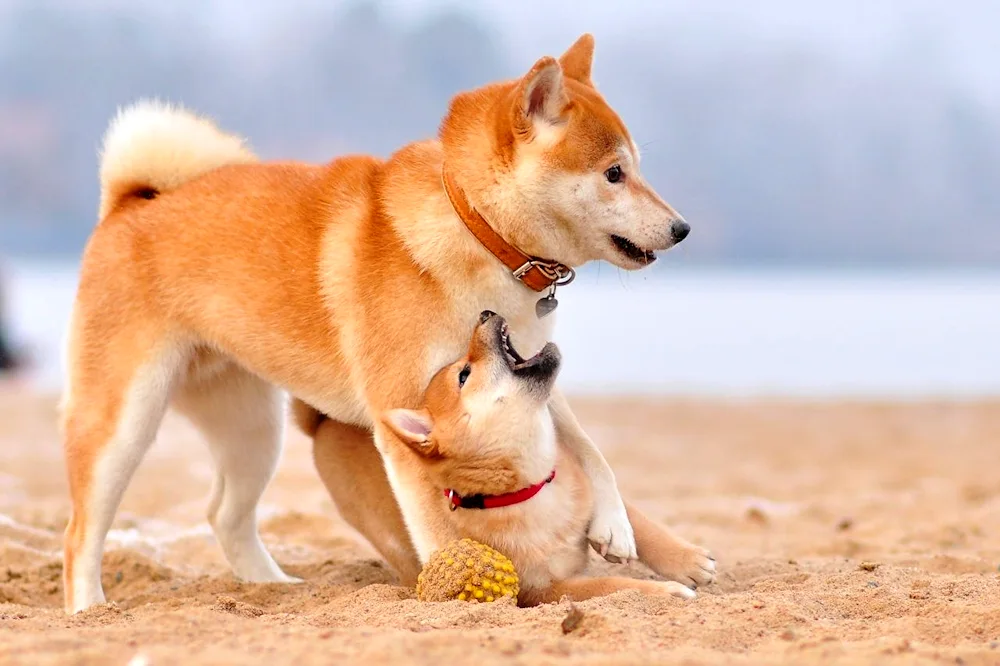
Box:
left=1, top=391, right=998, bottom=664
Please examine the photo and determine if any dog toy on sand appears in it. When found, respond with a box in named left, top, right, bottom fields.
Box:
left=416, top=538, right=519, bottom=603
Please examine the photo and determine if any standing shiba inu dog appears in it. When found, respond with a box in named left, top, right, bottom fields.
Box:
left=368, top=310, right=714, bottom=605
left=60, top=34, right=706, bottom=614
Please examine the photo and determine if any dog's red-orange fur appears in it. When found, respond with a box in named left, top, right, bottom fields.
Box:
left=62, top=34, right=693, bottom=613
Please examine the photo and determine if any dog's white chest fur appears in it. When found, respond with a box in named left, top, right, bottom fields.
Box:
left=453, top=446, right=594, bottom=592
left=422, top=289, right=557, bottom=390
left=504, top=478, right=593, bottom=589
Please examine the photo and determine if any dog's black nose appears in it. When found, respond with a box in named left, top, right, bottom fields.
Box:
left=479, top=310, right=497, bottom=324
left=671, top=219, right=690, bottom=243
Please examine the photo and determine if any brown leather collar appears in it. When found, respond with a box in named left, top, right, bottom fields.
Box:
left=441, top=169, right=575, bottom=293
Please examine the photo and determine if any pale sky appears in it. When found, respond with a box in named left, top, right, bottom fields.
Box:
left=10, top=0, right=997, bottom=103
left=385, top=0, right=1000, bottom=104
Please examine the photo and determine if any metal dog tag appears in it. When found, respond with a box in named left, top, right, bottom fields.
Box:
left=536, top=292, right=558, bottom=318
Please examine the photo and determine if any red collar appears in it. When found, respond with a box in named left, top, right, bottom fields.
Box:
left=444, top=470, right=556, bottom=511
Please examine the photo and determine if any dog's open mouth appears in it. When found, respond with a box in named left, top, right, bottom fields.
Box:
left=610, top=234, right=657, bottom=264
left=498, top=321, right=560, bottom=379
left=499, top=322, right=532, bottom=370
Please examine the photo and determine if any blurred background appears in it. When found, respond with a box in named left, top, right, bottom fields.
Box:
left=1, top=0, right=998, bottom=396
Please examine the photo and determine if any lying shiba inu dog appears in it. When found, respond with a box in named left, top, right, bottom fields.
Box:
left=60, top=34, right=701, bottom=613
left=369, top=310, right=714, bottom=605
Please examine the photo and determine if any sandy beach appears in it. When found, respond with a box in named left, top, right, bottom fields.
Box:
left=2, top=389, right=998, bottom=665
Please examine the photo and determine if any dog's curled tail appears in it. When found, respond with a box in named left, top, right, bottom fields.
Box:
left=98, top=99, right=257, bottom=220
left=290, top=399, right=327, bottom=438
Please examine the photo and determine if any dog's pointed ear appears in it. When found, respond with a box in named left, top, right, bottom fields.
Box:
left=559, top=33, right=595, bottom=86
left=382, top=408, right=439, bottom=458
left=513, top=56, right=568, bottom=138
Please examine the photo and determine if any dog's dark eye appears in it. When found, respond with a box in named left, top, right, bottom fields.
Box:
left=605, top=164, right=623, bottom=183
left=458, top=364, right=471, bottom=388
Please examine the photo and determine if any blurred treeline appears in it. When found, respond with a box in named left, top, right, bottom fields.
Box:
left=2, top=0, right=998, bottom=266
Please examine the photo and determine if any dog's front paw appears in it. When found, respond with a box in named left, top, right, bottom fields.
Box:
left=656, top=580, right=697, bottom=600
left=588, top=499, right=637, bottom=563
left=683, top=545, right=716, bottom=587
left=662, top=544, right=716, bottom=589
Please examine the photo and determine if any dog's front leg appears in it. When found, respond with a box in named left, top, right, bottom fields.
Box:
left=548, top=387, right=636, bottom=563
left=626, top=500, right=715, bottom=589
left=310, top=417, right=422, bottom=586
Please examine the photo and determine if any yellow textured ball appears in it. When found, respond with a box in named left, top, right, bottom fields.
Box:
left=415, top=538, right=519, bottom=603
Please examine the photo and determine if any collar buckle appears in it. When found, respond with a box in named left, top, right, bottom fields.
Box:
left=513, top=260, right=576, bottom=287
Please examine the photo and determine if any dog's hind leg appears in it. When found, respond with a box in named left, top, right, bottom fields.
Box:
left=62, top=332, right=186, bottom=614
left=172, top=360, right=298, bottom=583
left=521, top=576, right=696, bottom=606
